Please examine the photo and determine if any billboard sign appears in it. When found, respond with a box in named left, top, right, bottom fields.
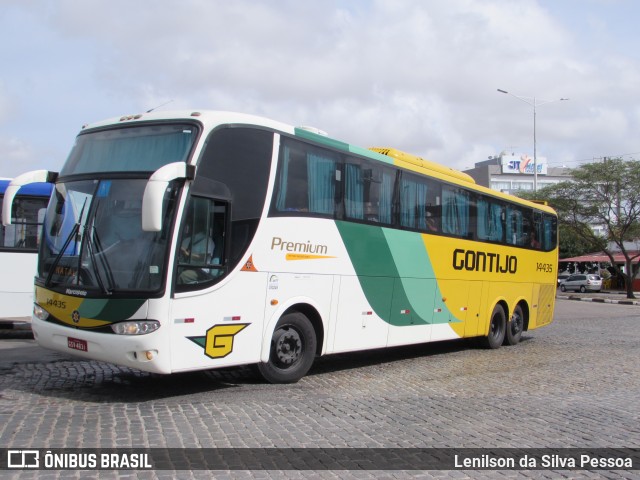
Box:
left=501, top=154, right=547, bottom=175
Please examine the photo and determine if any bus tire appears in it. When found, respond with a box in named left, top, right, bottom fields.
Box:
left=480, top=304, right=506, bottom=349
left=257, top=312, right=317, bottom=384
left=504, top=304, right=524, bottom=345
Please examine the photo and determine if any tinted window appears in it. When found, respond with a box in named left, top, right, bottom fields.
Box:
left=398, top=172, right=441, bottom=232
left=62, top=124, right=198, bottom=175
left=442, top=186, right=470, bottom=237
left=0, top=196, right=48, bottom=251
left=273, top=137, right=338, bottom=216
left=476, top=197, right=504, bottom=242
left=194, top=127, right=273, bottom=269
left=176, top=197, right=227, bottom=288
left=269, top=135, right=558, bottom=252
left=343, top=157, right=396, bottom=224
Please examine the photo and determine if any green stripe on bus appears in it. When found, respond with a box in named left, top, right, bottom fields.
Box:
left=336, top=221, right=455, bottom=326
left=293, top=129, right=396, bottom=166
left=383, top=229, right=447, bottom=324
left=294, top=128, right=350, bottom=151
left=79, top=298, right=146, bottom=322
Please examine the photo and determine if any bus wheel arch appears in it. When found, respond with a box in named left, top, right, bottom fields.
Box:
left=504, top=301, right=527, bottom=346
left=480, top=301, right=507, bottom=349
left=257, top=304, right=323, bottom=384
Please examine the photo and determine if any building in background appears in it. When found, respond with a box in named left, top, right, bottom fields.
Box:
left=464, top=152, right=571, bottom=194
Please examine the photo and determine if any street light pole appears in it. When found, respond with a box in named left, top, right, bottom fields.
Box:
left=497, top=89, right=568, bottom=193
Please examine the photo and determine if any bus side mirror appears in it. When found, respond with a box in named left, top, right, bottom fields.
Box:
left=2, top=170, right=58, bottom=226
left=142, top=162, right=195, bottom=232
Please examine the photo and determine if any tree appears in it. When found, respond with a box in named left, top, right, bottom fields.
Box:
left=556, top=225, right=594, bottom=261
left=527, top=158, right=640, bottom=299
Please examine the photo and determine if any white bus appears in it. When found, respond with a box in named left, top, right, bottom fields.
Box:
left=0, top=179, right=52, bottom=321
left=3, top=111, right=557, bottom=382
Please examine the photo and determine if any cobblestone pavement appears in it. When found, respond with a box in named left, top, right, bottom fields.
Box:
left=0, top=299, right=639, bottom=480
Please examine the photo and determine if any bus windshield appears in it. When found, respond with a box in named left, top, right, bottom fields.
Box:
left=61, top=123, right=198, bottom=175
left=40, top=178, right=178, bottom=294
left=0, top=182, right=50, bottom=251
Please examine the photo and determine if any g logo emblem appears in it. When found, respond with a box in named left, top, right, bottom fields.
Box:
left=205, top=324, right=249, bottom=359
left=71, top=310, right=81, bottom=324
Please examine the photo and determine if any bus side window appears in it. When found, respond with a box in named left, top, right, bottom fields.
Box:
left=423, top=179, right=441, bottom=233
left=274, top=144, right=309, bottom=212
left=542, top=214, right=557, bottom=251
left=398, top=172, right=439, bottom=231
left=345, top=160, right=364, bottom=220
left=176, top=196, right=226, bottom=288
left=506, top=206, right=523, bottom=245
left=306, top=149, right=337, bottom=215
left=399, top=174, right=418, bottom=228
left=477, top=197, right=504, bottom=242
left=531, top=211, right=543, bottom=249
left=273, top=138, right=338, bottom=217
left=442, top=186, right=470, bottom=237
left=522, top=210, right=533, bottom=248
left=362, top=163, right=394, bottom=224
left=0, top=197, right=48, bottom=250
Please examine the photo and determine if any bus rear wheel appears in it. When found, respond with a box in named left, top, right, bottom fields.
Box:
left=257, top=312, right=317, bottom=384
left=504, top=304, right=524, bottom=345
left=480, top=304, right=506, bottom=349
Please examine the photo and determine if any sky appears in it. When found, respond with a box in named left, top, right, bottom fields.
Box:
left=1, top=0, right=639, bottom=178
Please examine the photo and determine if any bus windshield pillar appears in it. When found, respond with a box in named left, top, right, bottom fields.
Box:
left=142, top=162, right=195, bottom=232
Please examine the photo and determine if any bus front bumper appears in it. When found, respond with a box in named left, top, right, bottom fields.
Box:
left=31, top=316, right=172, bottom=374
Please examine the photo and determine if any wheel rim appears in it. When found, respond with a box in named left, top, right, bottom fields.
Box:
left=272, top=326, right=303, bottom=369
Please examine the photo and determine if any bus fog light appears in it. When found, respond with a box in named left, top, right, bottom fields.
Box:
left=34, top=304, right=49, bottom=321
left=145, top=350, right=155, bottom=360
left=111, top=320, right=160, bottom=335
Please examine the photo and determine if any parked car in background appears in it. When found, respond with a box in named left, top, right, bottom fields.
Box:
left=559, top=274, right=602, bottom=293
left=557, top=272, right=571, bottom=285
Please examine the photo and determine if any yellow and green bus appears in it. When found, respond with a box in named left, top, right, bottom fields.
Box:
left=2, top=111, right=558, bottom=383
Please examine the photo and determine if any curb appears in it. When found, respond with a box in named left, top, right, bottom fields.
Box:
left=0, top=322, right=32, bottom=331
left=0, top=317, right=32, bottom=331
left=556, top=294, right=640, bottom=306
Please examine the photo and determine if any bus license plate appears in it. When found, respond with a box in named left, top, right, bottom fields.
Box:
left=68, top=337, right=88, bottom=352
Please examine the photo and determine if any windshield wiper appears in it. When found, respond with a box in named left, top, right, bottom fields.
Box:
left=45, top=198, right=88, bottom=287
left=88, top=226, right=115, bottom=295
left=85, top=200, right=115, bottom=295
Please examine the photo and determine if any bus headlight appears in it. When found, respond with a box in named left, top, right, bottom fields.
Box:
left=111, top=320, right=160, bottom=335
left=34, top=304, right=50, bottom=321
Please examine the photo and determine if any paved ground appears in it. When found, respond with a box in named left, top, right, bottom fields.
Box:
left=0, top=298, right=638, bottom=479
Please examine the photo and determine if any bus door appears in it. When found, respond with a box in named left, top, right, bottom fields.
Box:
left=169, top=195, right=268, bottom=372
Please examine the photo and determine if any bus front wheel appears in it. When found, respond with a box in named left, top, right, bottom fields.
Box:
left=257, top=312, right=317, bottom=384
left=481, top=304, right=506, bottom=349
left=504, top=304, right=524, bottom=345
